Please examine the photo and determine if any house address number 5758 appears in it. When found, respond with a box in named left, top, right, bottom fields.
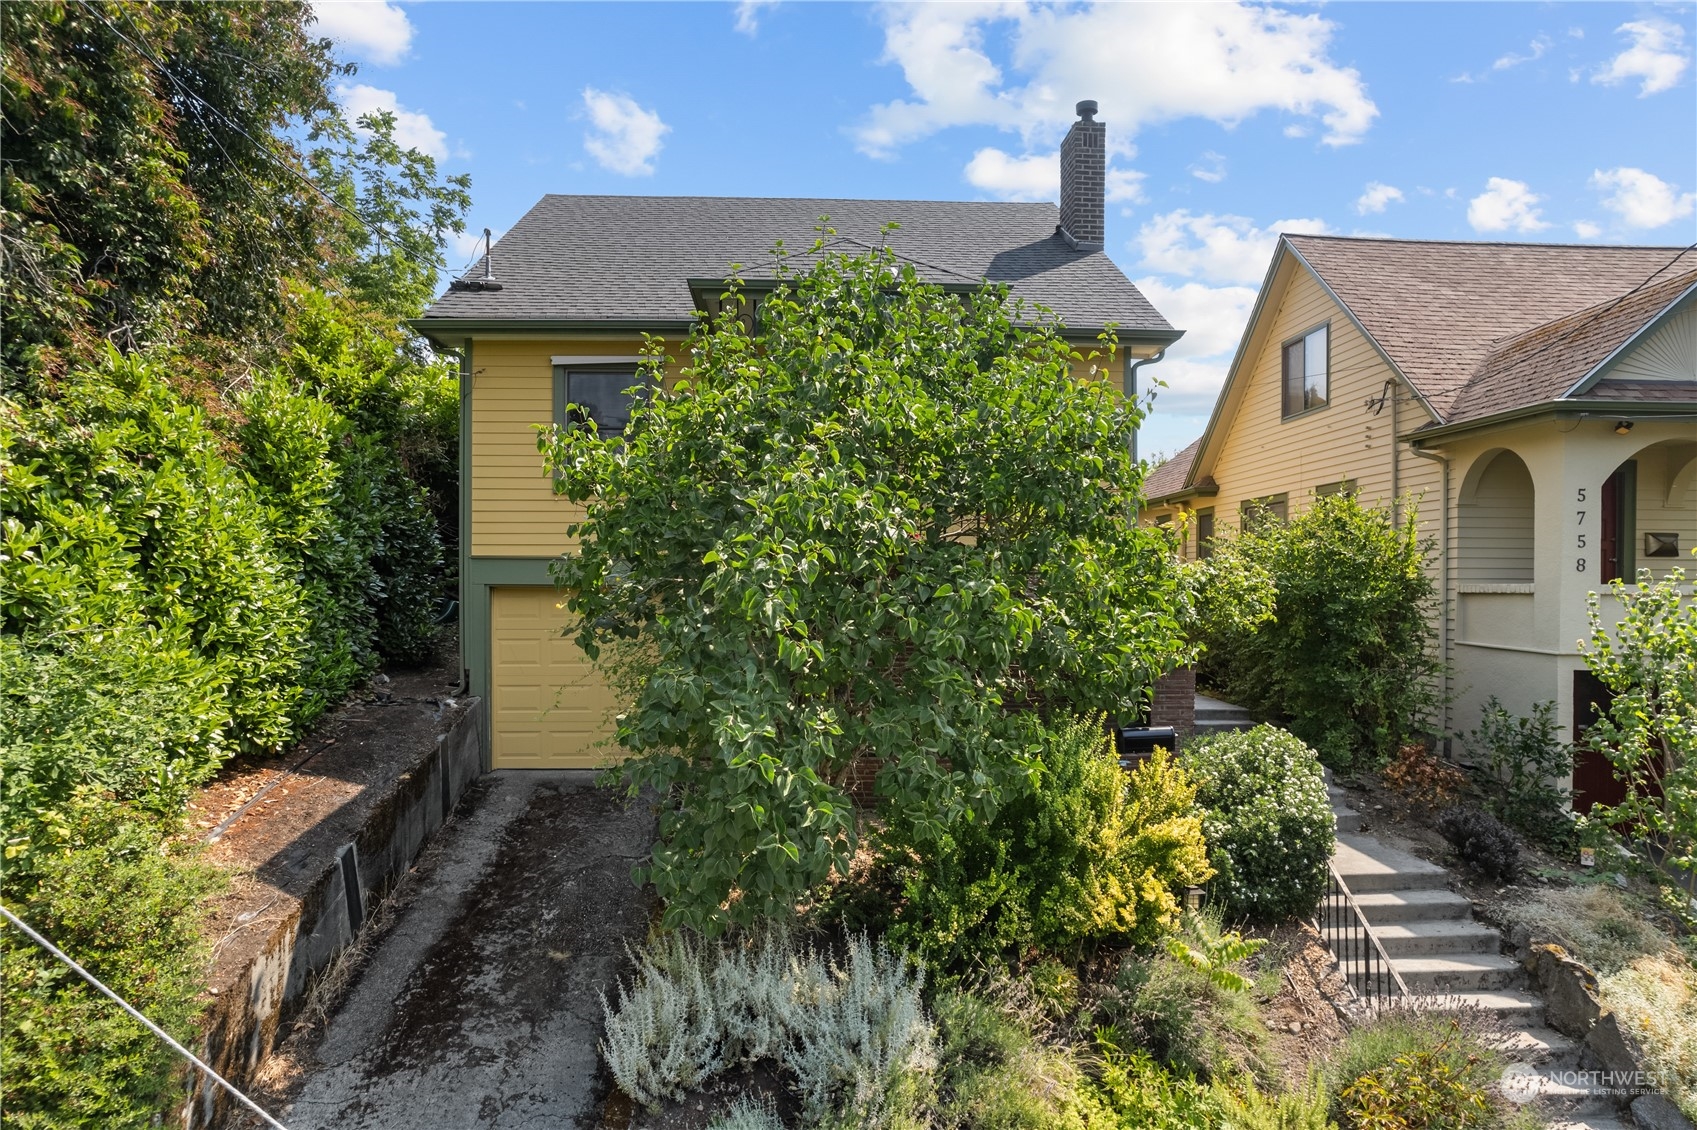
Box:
left=1575, top=487, right=1586, bottom=572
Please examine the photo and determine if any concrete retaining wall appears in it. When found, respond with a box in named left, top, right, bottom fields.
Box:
left=190, top=698, right=485, bottom=1128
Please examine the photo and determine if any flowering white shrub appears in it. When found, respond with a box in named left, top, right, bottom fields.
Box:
left=600, top=929, right=934, bottom=1126
left=1181, top=724, right=1335, bottom=921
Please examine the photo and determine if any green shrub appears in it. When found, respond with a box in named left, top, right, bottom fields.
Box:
left=1194, top=494, right=1439, bottom=770
left=1325, top=1012, right=1505, bottom=1128
left=0, top=633, right=229, bottom=868
left=1086, top=1032, right=1224, bottom=1129
left=931, top=989, right=1106, bottom=1130
left=1182, top=725, right=1335, bottom=922
left=877, top=717, right=1213, bottom=969
left=2, top=352, right=308, bottom=752
left=0, top=800, right=222, bottom=1129
left=1100, top=911, right=1271, bottom=1083
left=1463, top=697, right=1572, bottom=842
left=1436, top=806, right=1520, bottom=882
left=1211, top=1072, right=1334, bottom=1130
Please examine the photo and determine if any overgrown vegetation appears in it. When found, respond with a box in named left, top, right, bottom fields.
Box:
left=1181, top=726, right=1335, bottom=923
left=1324, top=1010, right=1522, bottom=1130
left=1578, top=566, right=1696, bottom=919
left=1463, top=697, right=1572, bottom=844
left=863, top=720, right=1212, bottom=970
left=1436, top=806, right=1521, bottom=882
left=544, top=244, right=1191, bottom=934
left=1, top=3, right=469, bottom=1121
left=1193, top=493, right=1440, bottom=770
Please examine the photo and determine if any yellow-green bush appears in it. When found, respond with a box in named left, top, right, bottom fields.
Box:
left=875, top=717, right=1213, bottom=969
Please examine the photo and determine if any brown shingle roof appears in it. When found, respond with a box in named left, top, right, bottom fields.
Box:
left=1449, top=269, right=1697, bottom=423
left=1283, top=235, right=1697, bottom=421
left=1143, top=438, right=1200, bottom=502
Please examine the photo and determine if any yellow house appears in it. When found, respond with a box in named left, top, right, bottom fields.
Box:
left=1145, top=234, right=1697, bottom=807
left=413, top=104, right=1185, bottom=769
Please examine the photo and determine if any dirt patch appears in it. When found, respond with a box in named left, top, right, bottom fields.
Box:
left=1259, top=921, right=1353, bottom=1083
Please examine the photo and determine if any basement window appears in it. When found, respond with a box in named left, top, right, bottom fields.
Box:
left=1282, top=323, right=1330, bottom=418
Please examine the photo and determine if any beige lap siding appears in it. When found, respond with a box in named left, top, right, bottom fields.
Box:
left=489, top=586, right=623, bottom=769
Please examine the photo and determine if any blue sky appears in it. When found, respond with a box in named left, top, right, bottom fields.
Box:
left=311, top=0, right=1697, bottom=458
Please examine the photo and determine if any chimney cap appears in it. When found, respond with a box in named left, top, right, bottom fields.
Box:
left=1075, top=100, right=1098, bottom=120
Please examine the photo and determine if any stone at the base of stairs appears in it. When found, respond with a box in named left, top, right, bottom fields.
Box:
left=1332, top=834, right=1450, bottom=893
left=1633, top=1094, right=1697, bottom=1130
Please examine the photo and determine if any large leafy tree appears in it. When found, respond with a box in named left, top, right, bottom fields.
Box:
left=542, top=245, right=1190, bottom=932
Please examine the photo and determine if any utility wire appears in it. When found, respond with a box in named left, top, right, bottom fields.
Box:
left=0, top=903, right=293, bottom=1130
left=74, top=0, right=406, bottom=253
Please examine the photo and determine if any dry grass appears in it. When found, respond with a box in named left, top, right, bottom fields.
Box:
left=1505, top=885, right=1675, bottom=973
left=1602, top=956, right=1697, bottom=1120
left=1506, top=884, right=1695, bottom=1120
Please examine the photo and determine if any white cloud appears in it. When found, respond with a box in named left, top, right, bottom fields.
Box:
left=963, top=147, right=1143, bottom=204
left=1573, top=220, right=1603, bottom=239
left=310, top=1, right=414, bottom=65
left=1130, top=276, right=1258, bottom=414
left=734, top=0, right=779, bottom=36
left=964, top=148, right=1056, bottom=201
left=1355, top=181, right=1405, bottom=215
left=1189, top=151, right=1227, bottom=184
left=1466, top=177, right=1550, bottom=233
left=1591, top=167, right=1697, bottom=229
left=854, top=3, right=1378, bottom=158
left=1593, top=18, right=1690, bottom=96
left=581, top=88, right=670, bottom=176
left=1105, top=167, right=1146, bottom=205
left=1135, top=209, right=1329, bottom=286
left=1494, top=34, right=1551, bottom=71
left=336, top=83, right=447, bottom=161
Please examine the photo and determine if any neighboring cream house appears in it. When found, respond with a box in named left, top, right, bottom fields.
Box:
left=413, top=104, right=1183, bottom=769
left=1145, top=235, right=1697, bottom=808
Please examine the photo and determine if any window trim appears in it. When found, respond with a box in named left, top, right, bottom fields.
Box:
left=1195, top=507, right=1216, bottom=559
left=1240, top=493, right=1289, bottom=529
left=1280, top=320, right=1332, bottom=421
left=1315, top=478, right=1357, bottom=498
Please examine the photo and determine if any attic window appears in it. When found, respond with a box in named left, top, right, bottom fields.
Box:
left=1282, top=323, right=1329, bottom=418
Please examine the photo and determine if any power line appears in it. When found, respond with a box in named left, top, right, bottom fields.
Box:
left=74, top=0, right=408, bottom=254
left=1, top=903, right=293, bottom=1130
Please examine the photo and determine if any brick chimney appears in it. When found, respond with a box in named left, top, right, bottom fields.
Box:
left=1058, top=100, right=1105, bottom=251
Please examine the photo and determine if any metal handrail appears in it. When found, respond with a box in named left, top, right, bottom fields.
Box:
left=1319, top=863, right=1410, bottom=1002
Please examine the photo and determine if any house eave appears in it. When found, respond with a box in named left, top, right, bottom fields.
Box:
left=1404, top=399, right=1697, bottom=446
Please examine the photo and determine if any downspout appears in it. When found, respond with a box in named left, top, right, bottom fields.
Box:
left=1408, top=443, right=1451, bottom=743
left=1126, top=347, right=1168, bottom=522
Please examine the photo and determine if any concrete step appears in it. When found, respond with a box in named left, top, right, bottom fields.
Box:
left=1388, top=953, right=1520, bottom=992
left=1348, top=888, right=1474, bottom=923
left=1333, top=805, right=1363, bottom=834
left=1544, top=1119, right=1629, bottom=1130
left=1423, top=988, right=1545, bottom=1024
left=1333, top=834, right=1450, bottom=893
left=1491, top=1024, right=1579, bottom=1061
left=1327, top=785, right=1348, bottom=803
left=1193, top=719, right=1255, bottom=736
left=1370, top=920, right=1503, bottom=957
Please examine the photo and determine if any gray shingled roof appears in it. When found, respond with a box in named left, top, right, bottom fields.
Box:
left=419, top=194, right=1177, bottom=338
left=1284, top=235, right=1697, bottom=422
left=1143, top=438, right=1200, bottom=501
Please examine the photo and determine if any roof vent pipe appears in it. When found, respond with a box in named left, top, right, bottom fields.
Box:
left=482, top=228, right=494, bottom=280
left=1058, top=100, right=1105, bottom=252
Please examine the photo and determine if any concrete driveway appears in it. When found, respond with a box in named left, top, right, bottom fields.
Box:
left=274, top=771, right=656, bottom=1130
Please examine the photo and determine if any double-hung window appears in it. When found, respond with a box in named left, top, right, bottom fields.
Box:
left=553, top=364, right=645, bottom=439
left=1281, top=323, right=1329, bottom=418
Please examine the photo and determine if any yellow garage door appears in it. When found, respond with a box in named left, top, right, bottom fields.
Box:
left=490, top=587, right=622, bottom=769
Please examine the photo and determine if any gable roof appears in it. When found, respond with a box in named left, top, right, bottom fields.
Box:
left=417, top=194, right=1180, bottom=341
left=1282, top=235, right=1697, bottom=421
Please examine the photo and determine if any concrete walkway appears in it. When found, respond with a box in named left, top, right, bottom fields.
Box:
left=274, top=771, right=656, bottom=1130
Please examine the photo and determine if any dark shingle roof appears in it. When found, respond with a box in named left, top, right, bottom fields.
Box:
left=1283, top=235, right=1697, bottom=421
left=421, top=195, right=1177, bottom=337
